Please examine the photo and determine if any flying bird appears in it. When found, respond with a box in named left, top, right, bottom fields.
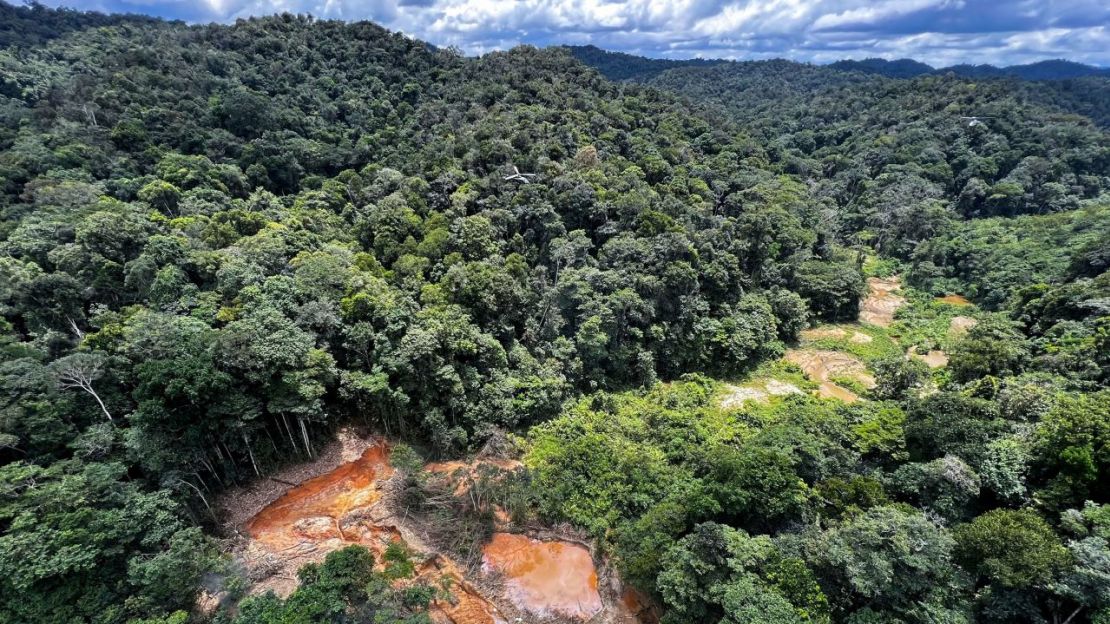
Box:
left=503, top=165, right=536, bottom=183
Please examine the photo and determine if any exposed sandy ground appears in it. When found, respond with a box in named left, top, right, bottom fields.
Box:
left=936, top=294, right=972, bottom=306
left=800, top=326, right=873, bottom=344
left=949, top=315, right=978, bottom=339
left=801, top=327, right=847, bottom=341
left=859, top=276, right=905, bottom=327
left=784, top=349, right=875, bottom=403
left=910, top=348, right=950, bottom=368
left=767, top=278, right=976, bottom=403
left=720, top=379, right=803, bottom=408
left=217, top=432, right=647, bottom=624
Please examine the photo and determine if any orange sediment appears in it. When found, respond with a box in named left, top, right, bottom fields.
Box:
left=240, top=443, right=638, bottom=623
left=936, top=294, right=972, bottom=306
left=246, top=443, right=393, bottom=548
left=481, top=533, right=603, bottom=620
left=784, top=349, right=875, bottom=403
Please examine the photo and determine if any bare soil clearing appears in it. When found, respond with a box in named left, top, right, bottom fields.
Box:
left=936, top=294, right=972, bottom=306
left=949, top=315, right=978, bottom=338
left=220, top=432, right=645, bottom=623
left=800, top=326, right=873, bottom=344
left=910, top=348, right=950, bottom=368
left=720, top=379, right=803, bottom=408
left=784, top=349, right=875, bottom=403
left=859, top=276, right=905, bottom=327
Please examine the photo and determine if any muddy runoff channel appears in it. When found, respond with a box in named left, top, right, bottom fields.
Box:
left=221, top=433, right=648, bottom=624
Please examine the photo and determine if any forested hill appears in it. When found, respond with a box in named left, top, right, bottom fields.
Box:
left=574, top=47, right=1110, bottom=256
left=571, top=46, right=1110, bottom=82
left=1, top=4, right=1110, bottom=624
left=0, top=9, right=861, bottom=621
left=0, top=0, right=164, bottom=47
left=574, top=46, right=1110, bottom=130
left=563, top=44, right=728, bottom=81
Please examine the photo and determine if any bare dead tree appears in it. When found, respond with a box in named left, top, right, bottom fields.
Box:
left=51, top=353, right=113, bottom=423
left=67, top=316, right=84, bottom=340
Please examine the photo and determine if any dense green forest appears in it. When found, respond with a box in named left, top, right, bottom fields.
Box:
left=1, top=3, right=1109, bottom=624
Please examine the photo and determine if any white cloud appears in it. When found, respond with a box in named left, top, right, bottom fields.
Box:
left=39, top=0, right=1110, bottom=66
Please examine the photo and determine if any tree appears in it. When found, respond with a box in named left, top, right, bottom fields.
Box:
left=889, top=456, right=981, bottom=522
left=138, top=180, right=181, bottom=214
left=49, top=353, right=113, bottom=422
left=1034, top=391, right=1110, bottom=509
left=0, top=460, right=216, bottom=623
left=657, top=522, right=829, bottom=624
left=955, top=509, right=1070, bottom=590
left=953, top=508, right=1075, bottom=623
left=949, top=315, right=1031, bottom=383
left=793, top=259, right=865, bottom=323
left=231, top=545, right=435, bottom=624
left=871, top=354, right=930, bottom=401
left=817, top=506, right=970, bottom=622
left=904, top=392, right=1007, bottom=468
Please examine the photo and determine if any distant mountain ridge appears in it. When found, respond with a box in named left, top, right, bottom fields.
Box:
left=562, top=45, right=727, bottom=81
left=567, top=46, right=1110, bottom=82
left=827, top=58, right=935, bottom=78
left=834, top=57, right=1110, bottom=80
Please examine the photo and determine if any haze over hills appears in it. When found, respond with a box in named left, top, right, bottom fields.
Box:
left=834, top=58, right=1110, bottom=80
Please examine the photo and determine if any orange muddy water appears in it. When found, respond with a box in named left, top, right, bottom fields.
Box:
left=241, top=443, right=630, bottom=623
left=242, top=443, right=510, bottom=624
left=482, top=533, right=603, bottom=620
left=246, top=444, right=393, bottom=547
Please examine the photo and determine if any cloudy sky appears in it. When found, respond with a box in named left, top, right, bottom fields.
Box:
left=36, top=0, right=1110, bottom=67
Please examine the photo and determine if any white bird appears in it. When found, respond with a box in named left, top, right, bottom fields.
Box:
left=503, top=165, right=536, bottom=183
left=959, top=116, right=994, bottom=127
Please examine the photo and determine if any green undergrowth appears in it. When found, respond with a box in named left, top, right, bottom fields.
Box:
left=830, top=375, right=871, bottom=396
left=861, top=255, right=906, bottom=279
left=720, top=360, right=819, bottom=394
left=800, top=322, right=901, bottom=362
left=889, top=287, right=982, bottom=353
left=521, top=375, right=909, bottom=592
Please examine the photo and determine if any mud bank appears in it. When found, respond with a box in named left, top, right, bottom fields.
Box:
left=223, top=434, right=647, bottom=623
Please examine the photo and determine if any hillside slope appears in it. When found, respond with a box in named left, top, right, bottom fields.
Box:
left=1, top=6, right=1109, bottom=624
